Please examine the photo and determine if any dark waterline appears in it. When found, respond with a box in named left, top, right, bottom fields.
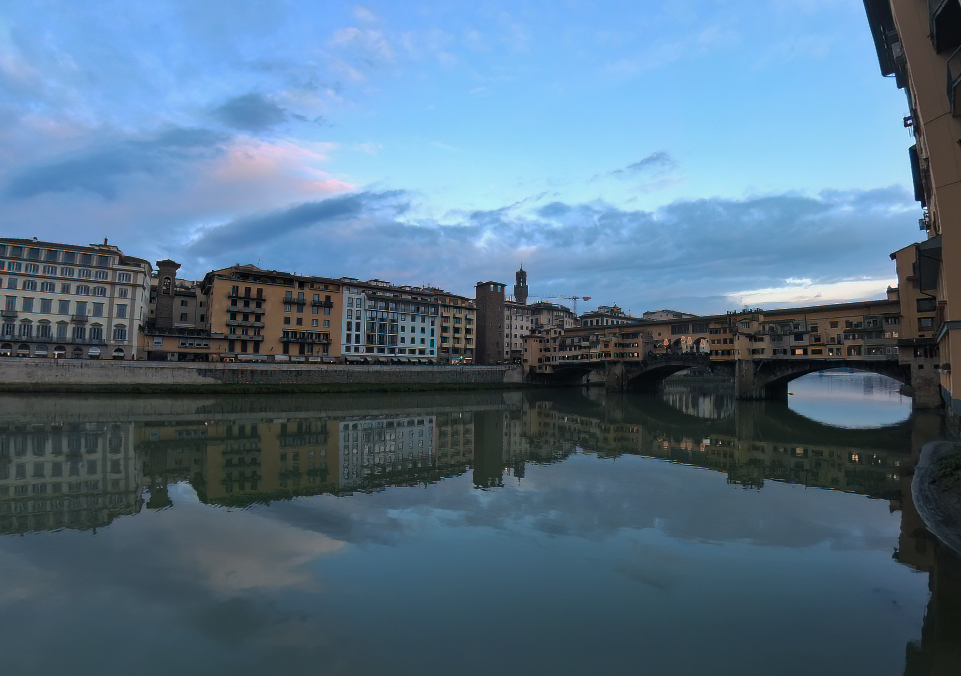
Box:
left=0, top=382, right=956, bottom=675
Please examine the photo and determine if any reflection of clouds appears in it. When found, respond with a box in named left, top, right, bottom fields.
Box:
left=157, top=483, right=345, bottom=595
left=265, top=454, right=897, bottom=555
left=789, top=373, right=910, bottom=428
left=0, top=549, right=56, bottom=603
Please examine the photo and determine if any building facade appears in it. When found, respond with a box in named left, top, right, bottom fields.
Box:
left=339, top=279, right=439, bottom=362
left=201, top=265, right=343, bottom=362
left=864, top=0, right=961, bottom=412
left=0, top=238, right=150, bottom=360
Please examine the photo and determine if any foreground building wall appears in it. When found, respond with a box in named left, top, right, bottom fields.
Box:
left=864, top=0, right=961, bottom=412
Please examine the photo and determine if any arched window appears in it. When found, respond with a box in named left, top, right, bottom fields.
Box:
left=112, top=347, right=125, bottom=360
left=162, top=276, right=172, bottom=295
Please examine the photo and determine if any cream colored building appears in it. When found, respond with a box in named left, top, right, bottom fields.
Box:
left=0, top=238, right=151, bottom=360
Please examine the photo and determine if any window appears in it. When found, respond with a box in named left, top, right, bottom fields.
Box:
left=323, top=320, right=330, bottom=327
left=94, top=270, right=108, bottom=280
left=58, top=300, right=70, bottom=314
left=40, top=282, right=54, bottom=293
left=97, top=255, right=109, bottom=266
left=76, top=285, right=90, bottom=295
left=92, top=303, right=103, bottom=317
left=181, top=299, right=188, bottom=306
left=77, top=268, right=91, bottom=279
left=117, top=288, right=128, bottom=298
left=180, top=313, right=188, bottom=321
left=60, top=267, right=74, bottom=277
left=919, top=317, right=935, bottom=329
left=80, top=253, right=92, bottom=265
left=21, top=298, right=33, bottom=312
left=93, top=286, right=106, bottom=296
left=60, top=283, right=70, bottom=294
left=113, top=325, right=127, bottom=341
left=917, top=297, right=937, bottom=313
left=45, top=249, right=58, bottom=262
left=40, top=299, right=51, bottom=314
left=6, top=278, right=15, bottom=289
left=42, top=265, right=56, bottom=275
left=89, top=326, right=103, bottom=341
left=117, top=272, right=132, bottom=283
left=72, top=325, right=85, bottom=340
left=24, top=263, right=38, bottom=273
left=75, top=301, right=87, bottom=316
left=22, top=280, right=36, bottom=291
left=312, top=319, right=318, bottom=327
left=116, top=304, right=127, bottom=319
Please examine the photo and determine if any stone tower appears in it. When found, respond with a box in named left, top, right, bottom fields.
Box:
left=154, top=259, right=181, bottom=329
left=514, top=265, right=528, bottom=305
left=475, top=280, right=506, bottom=365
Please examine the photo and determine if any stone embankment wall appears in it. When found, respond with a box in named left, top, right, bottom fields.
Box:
left=0, top=358, right=526, bottom=393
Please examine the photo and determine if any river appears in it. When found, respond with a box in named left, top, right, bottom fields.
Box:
left=0, top=373, right=957, bottom=675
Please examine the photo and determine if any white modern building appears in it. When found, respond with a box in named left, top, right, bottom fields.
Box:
left=340, top=279, right=438, bottom=362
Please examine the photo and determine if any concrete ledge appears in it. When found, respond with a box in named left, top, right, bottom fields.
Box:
left=0, top=358, right=527, bottom=393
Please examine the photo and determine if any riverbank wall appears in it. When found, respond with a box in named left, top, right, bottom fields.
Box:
left=0, top=358, right=527, bottom=394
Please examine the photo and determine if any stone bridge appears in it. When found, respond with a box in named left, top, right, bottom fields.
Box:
left=538, top=354, right=926, bottom=404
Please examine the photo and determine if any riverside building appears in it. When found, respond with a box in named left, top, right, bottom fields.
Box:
left=340, top=279, right=439, bottom=362
left=863, top=0, right=961, bottom=414
left=200, top=265, right=343, bottom=362
left=0, top=237, right=150, bottom=360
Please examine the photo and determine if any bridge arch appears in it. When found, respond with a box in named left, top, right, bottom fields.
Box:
left=737, top=359, right=910, bottom=401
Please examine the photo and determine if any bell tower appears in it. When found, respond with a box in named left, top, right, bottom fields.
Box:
left=514, top=265, right=528, bottom=305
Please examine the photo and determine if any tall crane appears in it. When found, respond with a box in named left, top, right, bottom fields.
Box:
left=528, top=295, right=592, bottom=316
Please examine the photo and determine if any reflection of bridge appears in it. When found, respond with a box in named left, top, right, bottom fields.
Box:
left=544, top=353, right=913, bottom=402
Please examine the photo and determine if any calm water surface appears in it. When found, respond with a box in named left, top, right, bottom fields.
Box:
left=0, top=376, right=957, bottom=675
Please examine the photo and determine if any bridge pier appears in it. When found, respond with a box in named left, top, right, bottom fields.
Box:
left=735, top=359, right=788, bottom=401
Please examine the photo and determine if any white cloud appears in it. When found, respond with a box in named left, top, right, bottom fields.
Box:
left=726, top=278, right=897, bottom=308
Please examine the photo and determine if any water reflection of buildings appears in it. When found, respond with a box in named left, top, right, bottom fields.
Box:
left=0, top=391, right=925, bottom=528
left=0, top=422, right=142, bottom=534
left=2, top=389, right=960, bottom=672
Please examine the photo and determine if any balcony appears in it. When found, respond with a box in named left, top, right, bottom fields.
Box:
left=931, top=0, right=961, bottom=54
left=226, top=334, right=264, bottom=342
left=8, top=336, right=108, bottom=345
left=281, top=332, right=331, bottom=344
left=310, top=300, right=334, bottom=308
left=1, top=309, right=17, bottom=319
left=71, top=314, right=88, bottom=323
left=227, top=291, right=263, bottom=301
left=949, top=45, right=961, bottom=116
left=225, top=319, right=265, bottom=328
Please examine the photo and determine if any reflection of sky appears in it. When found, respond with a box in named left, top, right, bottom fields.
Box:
left=0, top=452, right=927, bottom=676
left=788, top=372, right=911, bottom=428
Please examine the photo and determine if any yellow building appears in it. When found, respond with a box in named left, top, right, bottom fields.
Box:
left=435, top=290, right=476, bottom=363
left=200, top=265, right=343, bottom=362
left=864, top=0, right=961, bottom=415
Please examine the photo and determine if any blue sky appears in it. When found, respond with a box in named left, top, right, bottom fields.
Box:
left=0, top=0, right=919, bottom=314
